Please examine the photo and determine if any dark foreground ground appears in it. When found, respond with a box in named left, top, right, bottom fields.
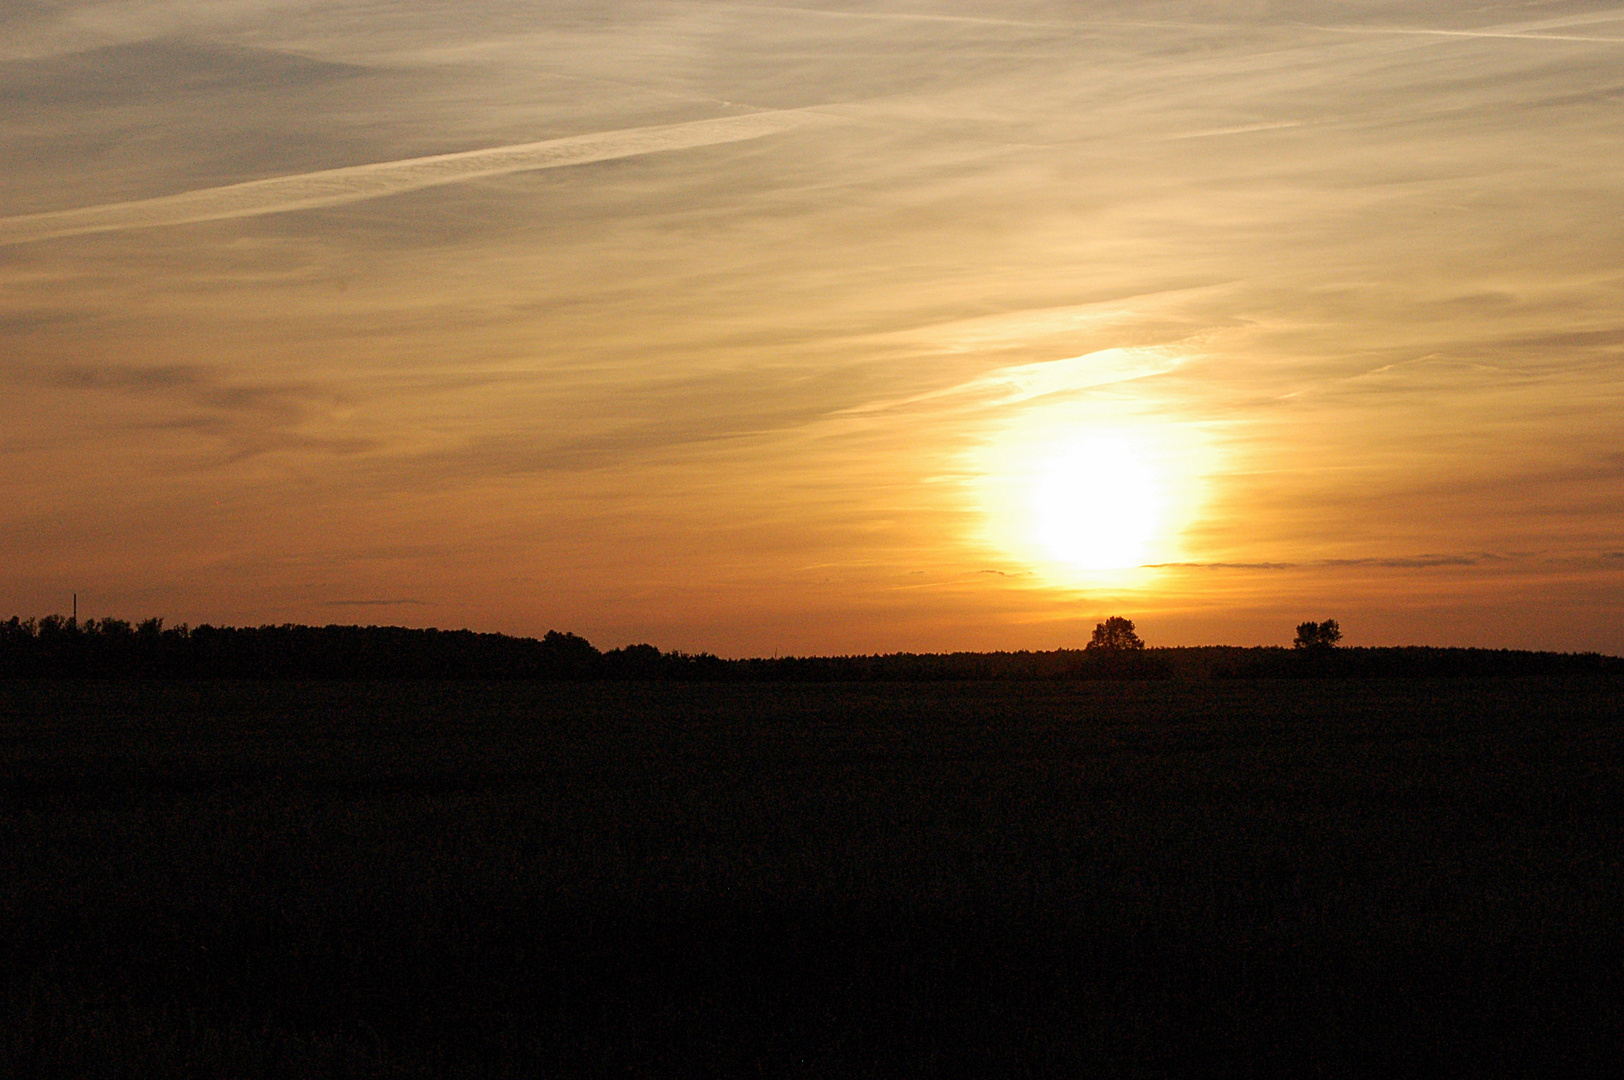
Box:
left=2, top=677, right=1621, bottom=1077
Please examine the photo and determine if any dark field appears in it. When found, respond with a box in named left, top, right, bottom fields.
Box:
left=3, top=677, right=1621, bottom=1077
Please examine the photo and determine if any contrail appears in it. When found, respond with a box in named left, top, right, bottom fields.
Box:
left=727, top=3, right=1224, bottom=33
left=0, top=109, right=834, bottom=246
left=1165, top=121, right=1305, bottom=140
left=728, top=3, right=1068, bottom=27
left=1308, top=23, right=1624, bottom=43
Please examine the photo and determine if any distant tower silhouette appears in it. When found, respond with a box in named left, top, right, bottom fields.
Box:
left=72, top=592, right=77, bottom=628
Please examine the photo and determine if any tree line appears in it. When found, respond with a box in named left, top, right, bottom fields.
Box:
left=0, top=615, right=1165, bottom=681
left=0, top=616, right=607, bottom=680
left=0, top=614, right=1616, bottom=681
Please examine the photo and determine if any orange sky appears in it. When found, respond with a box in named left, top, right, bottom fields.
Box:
left=4, top=1, right=1623, bottom=655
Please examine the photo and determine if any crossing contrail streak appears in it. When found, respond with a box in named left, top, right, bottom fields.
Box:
left=0, top=109, right=835, bottom=247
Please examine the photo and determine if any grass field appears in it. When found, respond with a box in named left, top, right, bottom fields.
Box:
left=2, top=677, right=1621, bottom=1076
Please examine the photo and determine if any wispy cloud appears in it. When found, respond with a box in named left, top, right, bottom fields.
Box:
left=0, top=108, right=836, bottom=245
left=1154, top=554, right=1510, bottom=571
left=320, top=598, right=428, bottom=607
left=1309, top=24, right=1624, bottom=45
left=19, top=361, right=369, bottom=461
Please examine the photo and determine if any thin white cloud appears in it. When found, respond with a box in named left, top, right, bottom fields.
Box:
left=724, top=4, right=1069, bottom=29
left=929, top=347, right=1183, bottom=405
left=1164, top=121, right=1305, bottom=140
left=0, top=108, right=836, bottom=246
left=1309, top=24, right=1624, bottom=44
left=844, top=347, right=1184, bottom=418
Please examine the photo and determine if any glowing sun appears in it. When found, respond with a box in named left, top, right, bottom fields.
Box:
left=1028, top=436, right=1162, bottom=569
left=971, top=411, right=1206, bottom=584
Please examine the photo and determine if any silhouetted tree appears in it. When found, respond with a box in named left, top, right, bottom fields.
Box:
left=603, top=643, right=665, bottom=678
left=1293, top=619, right=1342, bottom=651
left=1087, top=616, right=1144, bottom=651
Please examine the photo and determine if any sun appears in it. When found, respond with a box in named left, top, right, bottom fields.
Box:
left=1028, top=436, right=1162, bottom=569
left=969, top=410, right=1206, bottom=584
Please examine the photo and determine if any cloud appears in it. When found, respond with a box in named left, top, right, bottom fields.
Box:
left=937, top=347, right=1184, bottom=404
left=0, top=1, right=335, bottom=62
left=1149, top=561, right=1301, bottom=570
left=46, top=363, right=205, bottom=393
left=1309, top=24, right=1624, bottom=45
left=320, top=598, right=428, bottom=607
left=724, top=4, right=1069, bottom=29
left=23, top=361, right=370, bottom=461
left=841, top=345, right=1188, bottom=420
left=0, top=108, right=838, bottom=246
left=1164, top=121, right=1305, bottom=140
left=0, top=37, right=371, bottom=108
left=1318, top=554, right=1505, bottom=569
left=1153, top=554, right=1513, bottom=572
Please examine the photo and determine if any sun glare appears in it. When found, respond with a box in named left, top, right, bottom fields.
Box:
left=1029, top=437, right=1162, bottom=569
left=971, top=408, right=1207, bottom=585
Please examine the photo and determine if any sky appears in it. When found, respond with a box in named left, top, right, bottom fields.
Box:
left=3, top=0, right=1623, bottom=655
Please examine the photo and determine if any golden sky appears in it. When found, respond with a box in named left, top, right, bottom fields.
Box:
left=4, top=1, right=1623, bottom=654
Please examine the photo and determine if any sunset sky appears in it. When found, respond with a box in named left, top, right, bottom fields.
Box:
left=4, top=0, right=1622, bottom=655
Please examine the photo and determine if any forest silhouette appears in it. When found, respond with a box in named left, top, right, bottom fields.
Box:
left=2, top=614, right=1617, bottom=681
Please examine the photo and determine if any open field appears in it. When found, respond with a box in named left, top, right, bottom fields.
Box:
left=3, top=676, right=1621, bottom=1076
